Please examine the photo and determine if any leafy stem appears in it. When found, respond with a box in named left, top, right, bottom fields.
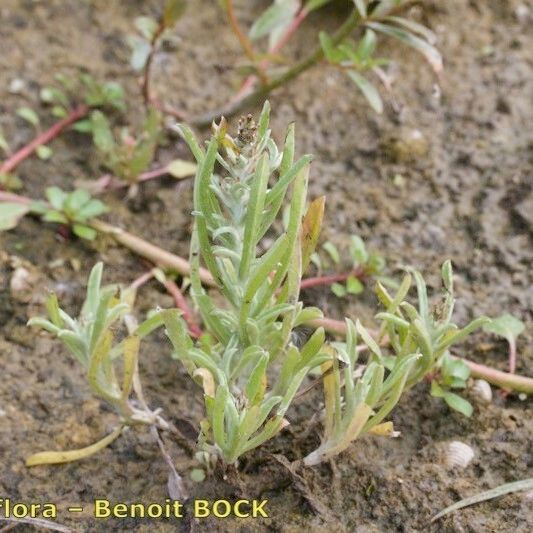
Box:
left=189, top=9, right=362, bottom=126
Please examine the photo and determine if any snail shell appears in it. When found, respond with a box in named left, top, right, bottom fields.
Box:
left=471, top=379, right=492, bottom=403
left=446, top=441, right=475, bottom=469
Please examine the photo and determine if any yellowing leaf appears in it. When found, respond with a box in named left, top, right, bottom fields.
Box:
left=26, top=425, right=124, bottom=466
left=367, top=421, right=400, bottom=437
left=167, top=159, right=197, bottom=179
left=121, top=335, right=139, bottom=401
left=301, top=196, right=325, bottom=274
left=193, top=368, right=216, bottom=397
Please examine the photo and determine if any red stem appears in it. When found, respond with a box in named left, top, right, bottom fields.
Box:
left=0, top=191, right=32, bottom=205
left=0, top=104, right=89, bottom=174
left=142, top=22, right=166, bottom=107
left=162, top=278, right=202, bottom=338
left=102, top=165, right=173, bottom=191
left=271, top=7, right=309, bottom=55
left=129, top=269, right=156, bottom=291
left=300, top=268, right=365, bottom=290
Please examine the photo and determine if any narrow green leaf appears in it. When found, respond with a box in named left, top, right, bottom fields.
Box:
left=249, top=1, right=299, bottom=41
left=305, top=0, right=331, bottom=12
left=245, top=353, right=268, bottom=402
left=366, top=22, right=443, bottom=73
left=432, top=478, right=533, bottom=522
left=45, top=293, right=63, bottom=328
left=352, top=0, right=367, bottom=17
left=240, top=153, right=270, bottom=278
left=384, top=16, right=437, bottom=45
left=356, top=320, right=382, bottom=359
left=91, top=110, right=115, bottom=153
left=322, top=241, right=340, bottom=264
left=212, top=384, right=229, bottom=450
left=347, top=70, right=383, bottom=114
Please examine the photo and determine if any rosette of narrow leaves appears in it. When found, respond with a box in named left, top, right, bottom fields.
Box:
left=304, top=319, right=420, bottom=465
left=32, top=186, right=108, bottom=240
left=375, top=261, right=490, bottom=416
left=163, top=102, right=329, bottom=464
left=26, top=262, right=166, bottom=466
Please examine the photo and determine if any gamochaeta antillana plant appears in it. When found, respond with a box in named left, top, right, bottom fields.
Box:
left=163, top=102, right=331, bottom=464
left=303, top=319, right=420, bottom=465
left=374, top=261, right=490, bottom=416
left=26, top=262, right=167, bottom=466
left=304, top=262, right=491, bottom=464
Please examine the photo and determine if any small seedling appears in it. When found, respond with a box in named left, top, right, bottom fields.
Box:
left=308, top=234, right=389, bottom=297
left=482, top=313, right=525, bottom=374
left=31, top=187, right=108, bottom=240
left=0, top=74, right=126, bottom=184
left=90, top=108, right=162, bottom=190
left=39, top=73, right=125, bottom=133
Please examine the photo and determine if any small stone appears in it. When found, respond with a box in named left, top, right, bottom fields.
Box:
left=383, top=128, right=429, bottom=163
left=9, top=78, right=25, bottom=94
left=10, top=267, right=34, bottom=302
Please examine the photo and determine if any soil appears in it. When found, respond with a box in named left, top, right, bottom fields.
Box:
left=0, top=0, right=532, bottom=532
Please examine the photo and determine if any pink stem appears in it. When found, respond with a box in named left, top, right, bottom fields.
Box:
left=0, top=104, right=89, bottom=174
left=102, top=165, right=173, bottom=191
left=162, top=278, right=202, bottom=338
left=139, top=166, right=171, bottom=182
left=0, top=191, right=32, bottom=204
left=300, top=268, right=365, bottom=290
left=129, top=269, right=156, bottom=291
